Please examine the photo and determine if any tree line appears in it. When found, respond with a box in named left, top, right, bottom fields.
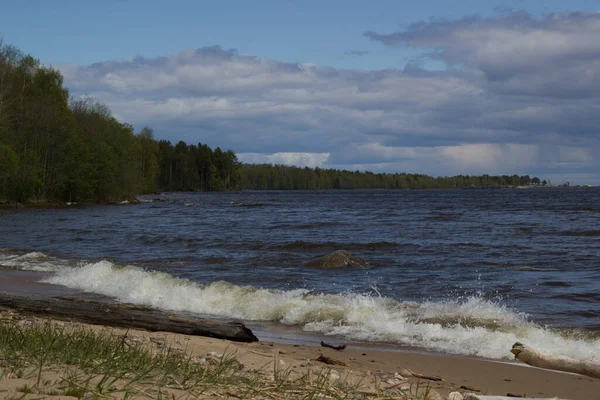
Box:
left=240, top=164, right=541, bottom=190
left=0, top=43, right=239, bottom=202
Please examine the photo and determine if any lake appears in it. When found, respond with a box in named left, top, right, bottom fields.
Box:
left=1, top=189, right=599, bottom=361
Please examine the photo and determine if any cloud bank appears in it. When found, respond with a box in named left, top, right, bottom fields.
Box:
left=61, top=11, right=600, bottom=183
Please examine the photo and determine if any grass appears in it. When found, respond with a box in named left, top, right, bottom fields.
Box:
left=0, top=314, right=436, bottom=399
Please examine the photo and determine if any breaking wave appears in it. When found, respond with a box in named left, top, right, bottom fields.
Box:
left=0, top=251, right=68, bottom=272
left=38, top=260, right=600, bottom=363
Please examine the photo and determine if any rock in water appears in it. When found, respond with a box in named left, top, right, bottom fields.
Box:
left=304, top=250, right=369, bottom=268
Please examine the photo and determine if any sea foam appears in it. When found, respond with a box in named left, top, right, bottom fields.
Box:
left=0, top=251, right=66, bottom=271
left=41, top=260, right=600, bottom=362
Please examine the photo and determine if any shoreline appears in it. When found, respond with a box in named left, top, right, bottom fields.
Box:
left=1, top=262, right=599, bottom=398
left=0, top=269, right=598, bottom=398
left=1, top=185, right=597, bottom=208
left=1, top=266, right=599, bottom=359
left=0, top=311, right=597, bottom=399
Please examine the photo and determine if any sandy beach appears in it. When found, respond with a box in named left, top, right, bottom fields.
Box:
left=1, top=311, right=598, bottom=400
left=120, top=330, right=600, bottom=399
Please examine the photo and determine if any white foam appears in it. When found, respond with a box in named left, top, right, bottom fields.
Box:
left=0, top=252, right=66, bottom=272
left=43, top=261, right=600, bottom=362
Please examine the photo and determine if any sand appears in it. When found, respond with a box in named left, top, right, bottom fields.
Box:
left=159, top=332, right=599, bottom=399
left=1, top=314, right=597, bottom=400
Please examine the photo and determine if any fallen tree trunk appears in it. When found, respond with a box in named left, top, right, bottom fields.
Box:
left=511, top=342, right=600, bottom=380
left=0, top=291, right=258, bottom=343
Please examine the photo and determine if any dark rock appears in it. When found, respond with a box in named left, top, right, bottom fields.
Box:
left=304, top=250, right=369, bottom=268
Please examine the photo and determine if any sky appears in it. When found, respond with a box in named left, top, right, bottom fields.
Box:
left=2, top=0, right=600, bottom=184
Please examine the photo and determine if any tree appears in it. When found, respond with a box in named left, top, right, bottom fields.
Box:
left=196, top=143, right=213, bottom=191
left=0, top=143, right=19, bottom=199
left=136, top=127, right=159, bottom=193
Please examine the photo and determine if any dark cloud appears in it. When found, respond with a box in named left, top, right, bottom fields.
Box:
left=366, top=11, right=600, bottom=99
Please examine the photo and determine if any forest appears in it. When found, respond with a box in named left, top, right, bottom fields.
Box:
left=0, top=42, right=542, bottom=203
left=240, top=164, right=541, bottom=190
left=0, top=42, right=239, bottom=202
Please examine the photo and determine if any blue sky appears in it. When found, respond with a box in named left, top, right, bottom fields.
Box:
left=3, top=0, right=598, bottom=68
left=2, top=1, right=600, bottom=183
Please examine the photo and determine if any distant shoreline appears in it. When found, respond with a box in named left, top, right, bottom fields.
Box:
left=1, top=185, right=597, bottom=208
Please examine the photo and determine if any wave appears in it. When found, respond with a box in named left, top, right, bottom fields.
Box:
left=230, top=201, right=269, bottom=207
left=512, top=266, right=560, bottom=272
left=263, top=222, right=346, bottom=230
left=551, top=229, right=600, bottom=237
left=272, top=241, right=417, bottom=251
left=134, top=234, right=200, bottom=246
left=448, top=242, right=484, bottom=248
left=40, top=260, right=600, bottom=363
left=0, top=251, right=68, bottom=272
left=540, top=281, right=572, bottom=288
left=423, top=213, right=462, bottom=222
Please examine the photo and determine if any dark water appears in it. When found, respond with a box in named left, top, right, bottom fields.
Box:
left=1, top=189, right=599, bottom=360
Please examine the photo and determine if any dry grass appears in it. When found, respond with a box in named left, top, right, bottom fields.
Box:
left=0, top=313, right=438, bottom=399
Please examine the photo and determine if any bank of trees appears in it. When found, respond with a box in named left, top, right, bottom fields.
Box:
left=240, top=164, right=541, bottom=190
left=157, top=141, right=240, bottom=192
left=0, top=43, right=142, bottom=202
left=0, top=43, right=239, bottom=202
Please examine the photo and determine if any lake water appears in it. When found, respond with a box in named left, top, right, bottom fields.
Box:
left=1, top=189, right=599, bottom=361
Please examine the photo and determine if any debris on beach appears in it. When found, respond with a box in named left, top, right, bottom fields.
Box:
left=316, top=355, right=348, bottom=366
left=320, top=340, right=347, bottom=350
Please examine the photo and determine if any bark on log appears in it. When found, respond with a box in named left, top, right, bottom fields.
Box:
left=511, top=342, right=600, bottom=380
left=0, top=291, right=258, bottom=342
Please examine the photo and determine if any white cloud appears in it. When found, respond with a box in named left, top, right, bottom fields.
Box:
left=238, top=152, right=330, bottom=168
left=327, top=142, right=595, bottom=177
left=59, top=12, right=600, bottom=183
left=440, top=143, right=538, bottom=171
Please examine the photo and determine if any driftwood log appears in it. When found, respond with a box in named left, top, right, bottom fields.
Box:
left=0, top=291, right=258, bottom=342
left=511, top=342, right=600, bottom=380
